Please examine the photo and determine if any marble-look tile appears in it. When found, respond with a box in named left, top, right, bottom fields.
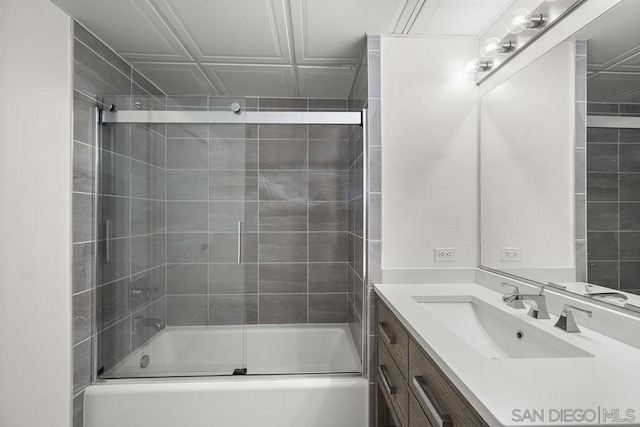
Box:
left=167, top=233, right=208, bottom=263
left=588, top=173, right=618, bottom=201
left=73, top=193, right=93, bottom=243
left=131, top=199, right=165, bottom=235
left=309, top=202, right=348, bottom=231
left=167, top=138, right=208, bottom=169
left=308, top=141, right=349, bottom=170
left=620, top=232, right=640, bottom=260
left=74, top=22, right=130, bottom=77
left=167, top=170, right=208, bottom=201
left=309, top=232, right=348, bottom=262
left=167, top=263, right=208, bottom=294
left=259, top=139, right=307, bottom=170
left=99, top=195, right=130, bottom=239
left=97, top=278, right=130, bottom=330
left=308, top=263, right=349, bottom=293
left=131, top=234, right=166, bottom=273
left=167, top=202, right=208, bottom=232
left=308, top=124, right=349, bottom=140
left=73, top=290, right=92, bottom=345
left=131, top=125, right=165, bottom=168
left=620, top=144, right=640, bottom=172
left=586, top=103, right=619, bottom=117
left=620, top=128, right=640, bottom=143
left=209, top=201, right=258, bottom=232
left=73, top=242, right=94, bottom=294
left=167, top=295, right=207, bottom=326
left=575, top=195, right=586, bottom=240
left=620, top=261, right=640, bottom=289
left=620, top=203, right=640, bottom=231
left=620, top=174, right=640, bottom=201
left=259, top=294, right=307, bottom=324
left=209, top=139, right=257, bottom=170
left=73, top=141, right=94, bottom=193
left=209, top=295, right=258, bottom=325
left=73, top=391, right=84, bottom=427
left=130, top=160, right=164, bottom=200
left=258, top=97, right=307, bottom=111
left=587, top=143, right=618, bottom=172
left=99, top=237, right=130, bottom=284
left=209, top=263, right=258, bottom=294
left=586, top=127, right=618, bottom=143
left=588, top=261, right=618, bottom=288
left=259, top=171, right=307, bottom=201
left=308, top=99, right=348, bottom=111
left=586, top=202, right=618, bottom=231
left=259, top=263, right=307, bottom=293
left=210, top=170, right=256, bottom=201
left=587, top=232, right=619, bottom=261
left=309, top=171, right=348, bottom=201
left=575, top=148, right=586, bottom=194
left=309, top=293, right=348, bottom=323
left=129, top=266, right=166, bottom=312
left=259, top=202, right=307, bottom=231
left=259, top=233, right=307, bottom=262
left=73, top=339, right=92, bottom=394
left=209, top=232, right=239, bottom=263
left=167, top=123, right=207, bottom=139
left=209, top=124, right=245, bottom=139
left=620, top=105, right=640, bottom=118
left=73, top=39, right=131, bottom=99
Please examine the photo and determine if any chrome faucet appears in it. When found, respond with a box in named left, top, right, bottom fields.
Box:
left=584, top=284, right=628, bottom=301
left=133, top=317, right=164, bottom=332
left=502, top=286, right=550, bottom=319
left=501, top=282, right=526, bottom=309
left=554, top=304, right=592, bottom=333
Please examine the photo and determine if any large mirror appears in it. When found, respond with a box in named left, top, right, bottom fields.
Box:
left=480, top=0, right=640, bottom=309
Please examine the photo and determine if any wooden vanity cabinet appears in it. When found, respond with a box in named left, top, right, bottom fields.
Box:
left=376, top=297, right=488, bottom=427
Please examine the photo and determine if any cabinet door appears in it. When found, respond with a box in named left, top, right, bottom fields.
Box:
left=378, top=338, right=409, bottom=426
left=377, top=299, right=409, bottom=378
left=408, top=339, right=485, bottom=427
left=409, top=390, right=434, bottom=427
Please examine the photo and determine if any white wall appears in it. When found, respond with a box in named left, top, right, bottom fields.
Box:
left=380, top=36, right=479, bottom=270
left=0, top=0, right=73, bottom=426
left=480, top=40, right=575, bottom=273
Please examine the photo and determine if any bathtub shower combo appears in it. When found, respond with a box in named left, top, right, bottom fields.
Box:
left=84, top=98, right=368, bottom=427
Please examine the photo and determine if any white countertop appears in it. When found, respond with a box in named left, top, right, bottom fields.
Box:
left=375, top=282, right=640, bottom=426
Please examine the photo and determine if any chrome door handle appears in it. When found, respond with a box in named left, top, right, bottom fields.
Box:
left=237, top=221, right=242, bottom=264
left=377, top=365, right=396, bottom=396
left=412, top=376, right=452, bottom=427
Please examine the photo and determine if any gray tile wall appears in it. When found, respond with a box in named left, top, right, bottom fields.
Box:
left=575, top=40, right=587, bottom=282
left=586, top=102, right=640, bottom=294
left=71, top=21, right=166, bottom=427
left=347, top=35, right=382, bottom=426
left=163, top=97, right=351, bottom=326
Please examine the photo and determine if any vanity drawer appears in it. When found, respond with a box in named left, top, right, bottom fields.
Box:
left=409, top=390, right=434, bottom=427
left=377, top=299, right=409, bottom=378
left=378, top=337, right=409, bottom=426
left=408, top=339, right=485, bottom=427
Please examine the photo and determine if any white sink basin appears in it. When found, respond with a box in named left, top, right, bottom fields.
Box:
left=415, top=295, right=593, bottom=359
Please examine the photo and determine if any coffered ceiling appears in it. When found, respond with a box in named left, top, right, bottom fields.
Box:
left=576, top=0, right=640, bottom=103
left=51, top=0, right=514, bottom=97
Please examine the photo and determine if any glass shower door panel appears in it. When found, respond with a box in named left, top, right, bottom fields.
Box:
left=96, top=97, right=248, bottom=379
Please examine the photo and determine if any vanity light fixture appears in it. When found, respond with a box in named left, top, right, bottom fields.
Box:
left=480, top=37, right=515, bottom=58
left=474, top=60, right=493, bottom=72
left=507, top=8, right=545, bottom=34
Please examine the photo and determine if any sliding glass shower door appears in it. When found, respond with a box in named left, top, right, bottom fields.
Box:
left=96, top=97, right=249, bottom=378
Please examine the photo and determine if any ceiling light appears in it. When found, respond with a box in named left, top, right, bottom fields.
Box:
left=506, top=9, right=545, bottom=34
left=480, top=38, right=515, bottom=58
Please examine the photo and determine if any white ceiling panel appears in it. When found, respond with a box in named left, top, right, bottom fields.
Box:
left=154, top=0, right=292, bottom=64
left=588, top=72, right=640, bottom=103
left=413, top=0, right=516, bottom=36
left=297, top=66, right=357, bottom=98
left=203, top=64, right=296, bottom=97
left=130, top=62, right=219, bottom=95
left=290, top=0, right=403, bottom=64
left=54, top=0, right=191, bottom=62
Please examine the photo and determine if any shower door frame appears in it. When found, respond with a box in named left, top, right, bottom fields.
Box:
left=92, top=107, right=367, bottom=382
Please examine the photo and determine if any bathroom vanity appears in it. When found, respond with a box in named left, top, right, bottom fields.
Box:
left=374, top=282, right=640, bottom=427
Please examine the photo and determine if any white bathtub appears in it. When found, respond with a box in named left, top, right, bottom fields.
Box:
left=105, top=323, right=361, bottom=377
left=85, top=324, right=367, bottom=427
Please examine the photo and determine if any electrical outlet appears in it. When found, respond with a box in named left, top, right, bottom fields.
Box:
left=434, top=248, right=455, bottom=262
left=501, top=247, right=522, bottom=261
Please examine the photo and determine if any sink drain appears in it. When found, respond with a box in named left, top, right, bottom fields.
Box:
left=140, top=354, right=150, bottom=368
left=516, top=330, right=525, bottom=340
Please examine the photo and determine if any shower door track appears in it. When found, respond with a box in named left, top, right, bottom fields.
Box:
left=101, top=110, right=362, bottom=125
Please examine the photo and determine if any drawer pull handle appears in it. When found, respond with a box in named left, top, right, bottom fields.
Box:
left=413, top=376, right=452, bottom=427
left=377, top=365, right=396, bottom=396
left=378, top=322, right=396, bottom=345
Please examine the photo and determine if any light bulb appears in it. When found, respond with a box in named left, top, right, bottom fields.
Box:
left=465, top=59, right=492, bottom=73
left=480, top=37, right=502, bottom=58
left=507, top=8, right=532, bottom=34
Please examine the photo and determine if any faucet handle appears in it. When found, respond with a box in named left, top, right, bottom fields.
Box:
left=554, top=304, right=592, bottom=333
left=501, top=282, right=526, bottom=309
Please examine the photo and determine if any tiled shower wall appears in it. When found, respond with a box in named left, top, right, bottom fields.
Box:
left=586, top=102, right=640, bottom=294
left=71, top=21, right=166, bottom=427
left=162, top=97, right=352, bottom=326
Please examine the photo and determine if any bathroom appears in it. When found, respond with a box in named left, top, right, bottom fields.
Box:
left=2, top=0, right=640, bottom=426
